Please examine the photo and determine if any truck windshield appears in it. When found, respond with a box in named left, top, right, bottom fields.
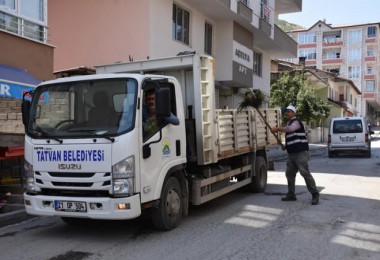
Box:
left=27, top=78, right=138, bottom=139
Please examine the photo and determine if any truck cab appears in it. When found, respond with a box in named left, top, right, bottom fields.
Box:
left=22, top=74, right=187, bottom=227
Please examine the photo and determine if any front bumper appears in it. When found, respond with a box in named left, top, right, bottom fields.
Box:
left=24, top=193, right=141, bottom=220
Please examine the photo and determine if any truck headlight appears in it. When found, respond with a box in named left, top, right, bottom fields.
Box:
left=112, top=156, right=134, bottom=196
left=113, top=179, right=133, bottom=195
left=24, top=160, right=36, bottom=192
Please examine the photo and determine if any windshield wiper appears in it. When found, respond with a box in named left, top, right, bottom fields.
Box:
left=69, top=129, right=115, bottom=142
left=95, top=134, right=115, bottom=142
left=33, top=128, right=63, bottom=144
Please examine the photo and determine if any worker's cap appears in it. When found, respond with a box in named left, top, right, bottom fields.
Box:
left=286, top=105, right=296, bottom=113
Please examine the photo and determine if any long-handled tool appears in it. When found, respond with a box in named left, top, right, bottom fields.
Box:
left=238, top=89, right=286, bottom=150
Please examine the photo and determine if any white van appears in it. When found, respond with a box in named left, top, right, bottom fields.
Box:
left=328, top=117, right=373, bottom=158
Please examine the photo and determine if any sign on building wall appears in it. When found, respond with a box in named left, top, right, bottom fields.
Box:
left=0, top=80, right=35, bottom=100
left=232, top=40, right=253, bottom=87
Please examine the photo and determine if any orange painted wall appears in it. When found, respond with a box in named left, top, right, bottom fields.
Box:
left=49, top=0, right=150, bottom=72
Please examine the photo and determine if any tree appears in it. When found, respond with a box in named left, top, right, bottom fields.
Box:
left=270, top=71, right=330, bottom=125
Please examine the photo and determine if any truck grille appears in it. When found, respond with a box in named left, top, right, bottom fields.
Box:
left=35, top=171, right=112, bottom=196
left=49, top=172, right=96, bottom=178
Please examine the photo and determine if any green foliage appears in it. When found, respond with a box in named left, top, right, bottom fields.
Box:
left=277, top=19, right=305, bottom=32
left=238, top=89, right=265, bottom=110
left=270, top=72, right=330, bottom=125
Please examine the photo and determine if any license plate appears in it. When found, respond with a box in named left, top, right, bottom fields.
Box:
left=55, top=200, right=87, bottom=212
left=340, top=136, right=356, bottom=142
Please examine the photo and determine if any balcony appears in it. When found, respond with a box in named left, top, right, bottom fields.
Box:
left=364, top=74, right=376, bottom=80
left=305, top=60, right=317, bottom=66
left=365, top=56, right=377, bottom=62
left=275, top=0, right=302, bottom=14
left=322, top=51, right=342, bottom=64
left=365, top=37, right=377, bottom=44
left=322, top=37, right=343, bottom=47
left=299, top=43, right=317, bottom=48
left=364, top=92, right=375, bottom=98
left=237, top=0, right=252, bottom=22
left=322, top=58, right=343, bottom=65
left=259, top=18, right=271, bottom=36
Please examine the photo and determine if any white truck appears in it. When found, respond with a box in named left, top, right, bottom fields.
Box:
left=22, top=54, right=280, bottom=230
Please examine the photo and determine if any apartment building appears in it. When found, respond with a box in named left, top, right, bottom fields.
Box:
left=48, top=0, right=302, bottom=106
left=286, top=20, right=380, bottom=124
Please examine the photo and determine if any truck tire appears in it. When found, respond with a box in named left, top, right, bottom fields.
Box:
left=250, top=156, right=267, bottom=193
left=151, top=177, right=183, bottom=231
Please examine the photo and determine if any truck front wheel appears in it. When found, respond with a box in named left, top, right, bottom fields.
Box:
left=250, top=156, right=267, bottom=193
left=151, top=177, right=183, bottom=231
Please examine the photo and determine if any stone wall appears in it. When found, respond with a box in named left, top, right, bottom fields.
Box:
left=0, top=97, right=24, bottom=134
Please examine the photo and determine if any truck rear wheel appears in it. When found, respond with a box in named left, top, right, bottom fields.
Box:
left=250, top=156, right=267, bottom=193
left=151, top=177, right=183, bottom=231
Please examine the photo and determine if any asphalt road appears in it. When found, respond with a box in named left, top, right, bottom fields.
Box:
left=1, top=137, right=380, bottom=260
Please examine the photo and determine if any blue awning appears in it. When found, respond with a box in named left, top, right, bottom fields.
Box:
left=0, top=64, right=41, bottom=99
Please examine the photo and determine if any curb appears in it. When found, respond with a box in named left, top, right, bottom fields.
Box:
left=0, top=205, right=33, bottom=228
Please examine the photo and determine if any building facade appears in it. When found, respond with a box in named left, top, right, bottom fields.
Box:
left=286, top=20, right=380, bottom=124
left=0, top=0, right=54, bottom=135
left=48, top=0, right=302, bottom=106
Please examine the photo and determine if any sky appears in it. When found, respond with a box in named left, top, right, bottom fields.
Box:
left=279, top=0, right=380, bottom=29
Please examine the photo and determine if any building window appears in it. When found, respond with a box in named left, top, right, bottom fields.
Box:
left=0, top=11, right=18, bottom=34
left=20, top=0, right=44, bottom=22
left=204, top=22, right=213, bottom=55
left=0, top=0, right=47, bottom=42
left=348, top=66, right=360, bottom=78
left=323, top=51, right=341, bottom=59
left=348, top=29, right=361, bottom=44
left=241, top=0, right=251, bottom=6
left=0, top=0, right=15, bottom=10
left=367, top=26, right=377, bottom=38
left=299, top=49, right=316, bottom=60
left=172, top=4, right=190, bottom=45
left=348, top=48, right=361, bottom=61
left=365, top=80, right=375, bottom=92
left=298, top=32, right=316, bottom=44
left=367, top=47, right=375, bottom=57
left=253, top=50, right=262, bottom=77
left=367, top=66, right=373, bottom=74
left=325, top=67, right=340, bottom=75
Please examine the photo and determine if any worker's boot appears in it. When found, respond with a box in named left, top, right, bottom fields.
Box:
left=281, top=193, right=297, bottom=201
left=311, top=192, right=320, bottom=205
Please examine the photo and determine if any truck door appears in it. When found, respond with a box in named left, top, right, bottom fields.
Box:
left=139, top=81, right=183, bottom=203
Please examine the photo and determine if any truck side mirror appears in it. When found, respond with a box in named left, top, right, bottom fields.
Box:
left=143, top=144, right=151, bottom=159
left=21, top=100, right=31, bottom=126
left=156, top=88, right=171, bottom=118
